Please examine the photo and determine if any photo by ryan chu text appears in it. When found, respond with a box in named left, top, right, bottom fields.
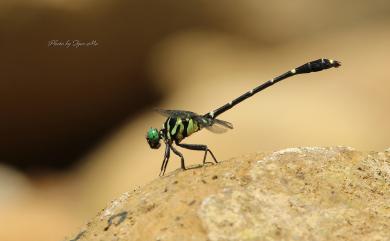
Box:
left=48, top=40, right=99, bottom=48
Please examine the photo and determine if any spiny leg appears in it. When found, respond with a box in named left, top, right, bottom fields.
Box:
left=177, top=143, right=218, bottom=165
left=159, top=142, right=171, bottom=176
left=170, top=145, right=186, bottom=170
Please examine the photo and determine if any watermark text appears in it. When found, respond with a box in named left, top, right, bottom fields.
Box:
left=48, top=40, right=99, bottom=48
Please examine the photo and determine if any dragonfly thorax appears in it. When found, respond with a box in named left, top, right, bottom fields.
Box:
left=147, top=109, right=233, bottom=148
left=164, top=117, right=201, bottom=143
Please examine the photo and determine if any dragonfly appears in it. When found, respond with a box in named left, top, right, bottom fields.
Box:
left=146, top=58, right=341, bottom=176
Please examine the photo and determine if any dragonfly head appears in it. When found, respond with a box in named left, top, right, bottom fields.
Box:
left=146, top=127, right=161, bottom=149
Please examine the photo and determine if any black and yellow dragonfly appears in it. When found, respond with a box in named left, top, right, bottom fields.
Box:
left=146, top=58, right=341, bottom=176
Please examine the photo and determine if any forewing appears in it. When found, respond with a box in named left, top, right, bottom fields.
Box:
left=204, top=117, right=233, bottom=134
left=154, top=108, right=198, bottom=119
left=213, top=118, right=233, bottom=129
left=205, top=125, right=229, bottom=134
left=155, top=108, right=233, bottom=134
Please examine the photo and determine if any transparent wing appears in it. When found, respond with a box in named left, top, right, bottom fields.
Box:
left=154, top=108, right=198, bottom=119
left=205, top=118, right=233, bottom=134
left=205, top=125, right=229, bottom=134
left=155, top=108, right=233, bottom=133
left=155, top=108, right=212, bottom=127
left=213, top=118, right=233, bottom=129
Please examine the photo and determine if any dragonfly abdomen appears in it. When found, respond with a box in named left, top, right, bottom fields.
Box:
left=164, top=117, right=201, bottom=143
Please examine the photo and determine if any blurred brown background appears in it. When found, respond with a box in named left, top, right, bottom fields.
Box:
left=0, top=0, right=389, bottom=240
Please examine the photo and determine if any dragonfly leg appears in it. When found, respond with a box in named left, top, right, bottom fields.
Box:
left=177, top=143, right=218, bottom=165
left=159, top=142, right=171, bottom=176
left=170, top=145, right=186, bottom=170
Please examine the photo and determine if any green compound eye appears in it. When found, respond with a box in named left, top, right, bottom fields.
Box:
left=146, top=128, right=161, bottom=149
left=147, top=128, right=159, bottom=140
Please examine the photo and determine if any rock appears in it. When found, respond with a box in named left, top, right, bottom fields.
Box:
left=68, top=147, right=390, bottom=241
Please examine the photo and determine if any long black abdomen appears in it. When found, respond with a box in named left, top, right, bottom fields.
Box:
left=205, top=58, right=341, bottom=119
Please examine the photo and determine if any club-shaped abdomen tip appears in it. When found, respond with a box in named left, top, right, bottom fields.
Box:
left=329, top=59, right=341, bottom=68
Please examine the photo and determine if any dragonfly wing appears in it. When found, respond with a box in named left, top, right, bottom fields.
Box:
left=213, top=118, right=233, bottom=129
left=155, top=108, right=215, bottom=127
left=154, top=108, right=198, bottom=119
left=204, top=117, right=233, bottom=134
left=205, top=125, right=229, bottom=134
left=155, top=108, right=233, bottom=134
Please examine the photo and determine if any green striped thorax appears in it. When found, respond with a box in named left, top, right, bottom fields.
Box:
left=146, top=127, right=161, bottom=149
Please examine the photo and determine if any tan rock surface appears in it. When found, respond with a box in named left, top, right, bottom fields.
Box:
left=69, top=147, right=390, bottom=241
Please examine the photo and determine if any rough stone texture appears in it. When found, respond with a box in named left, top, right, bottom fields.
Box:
left=68, top=147, right=390, bottom=241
